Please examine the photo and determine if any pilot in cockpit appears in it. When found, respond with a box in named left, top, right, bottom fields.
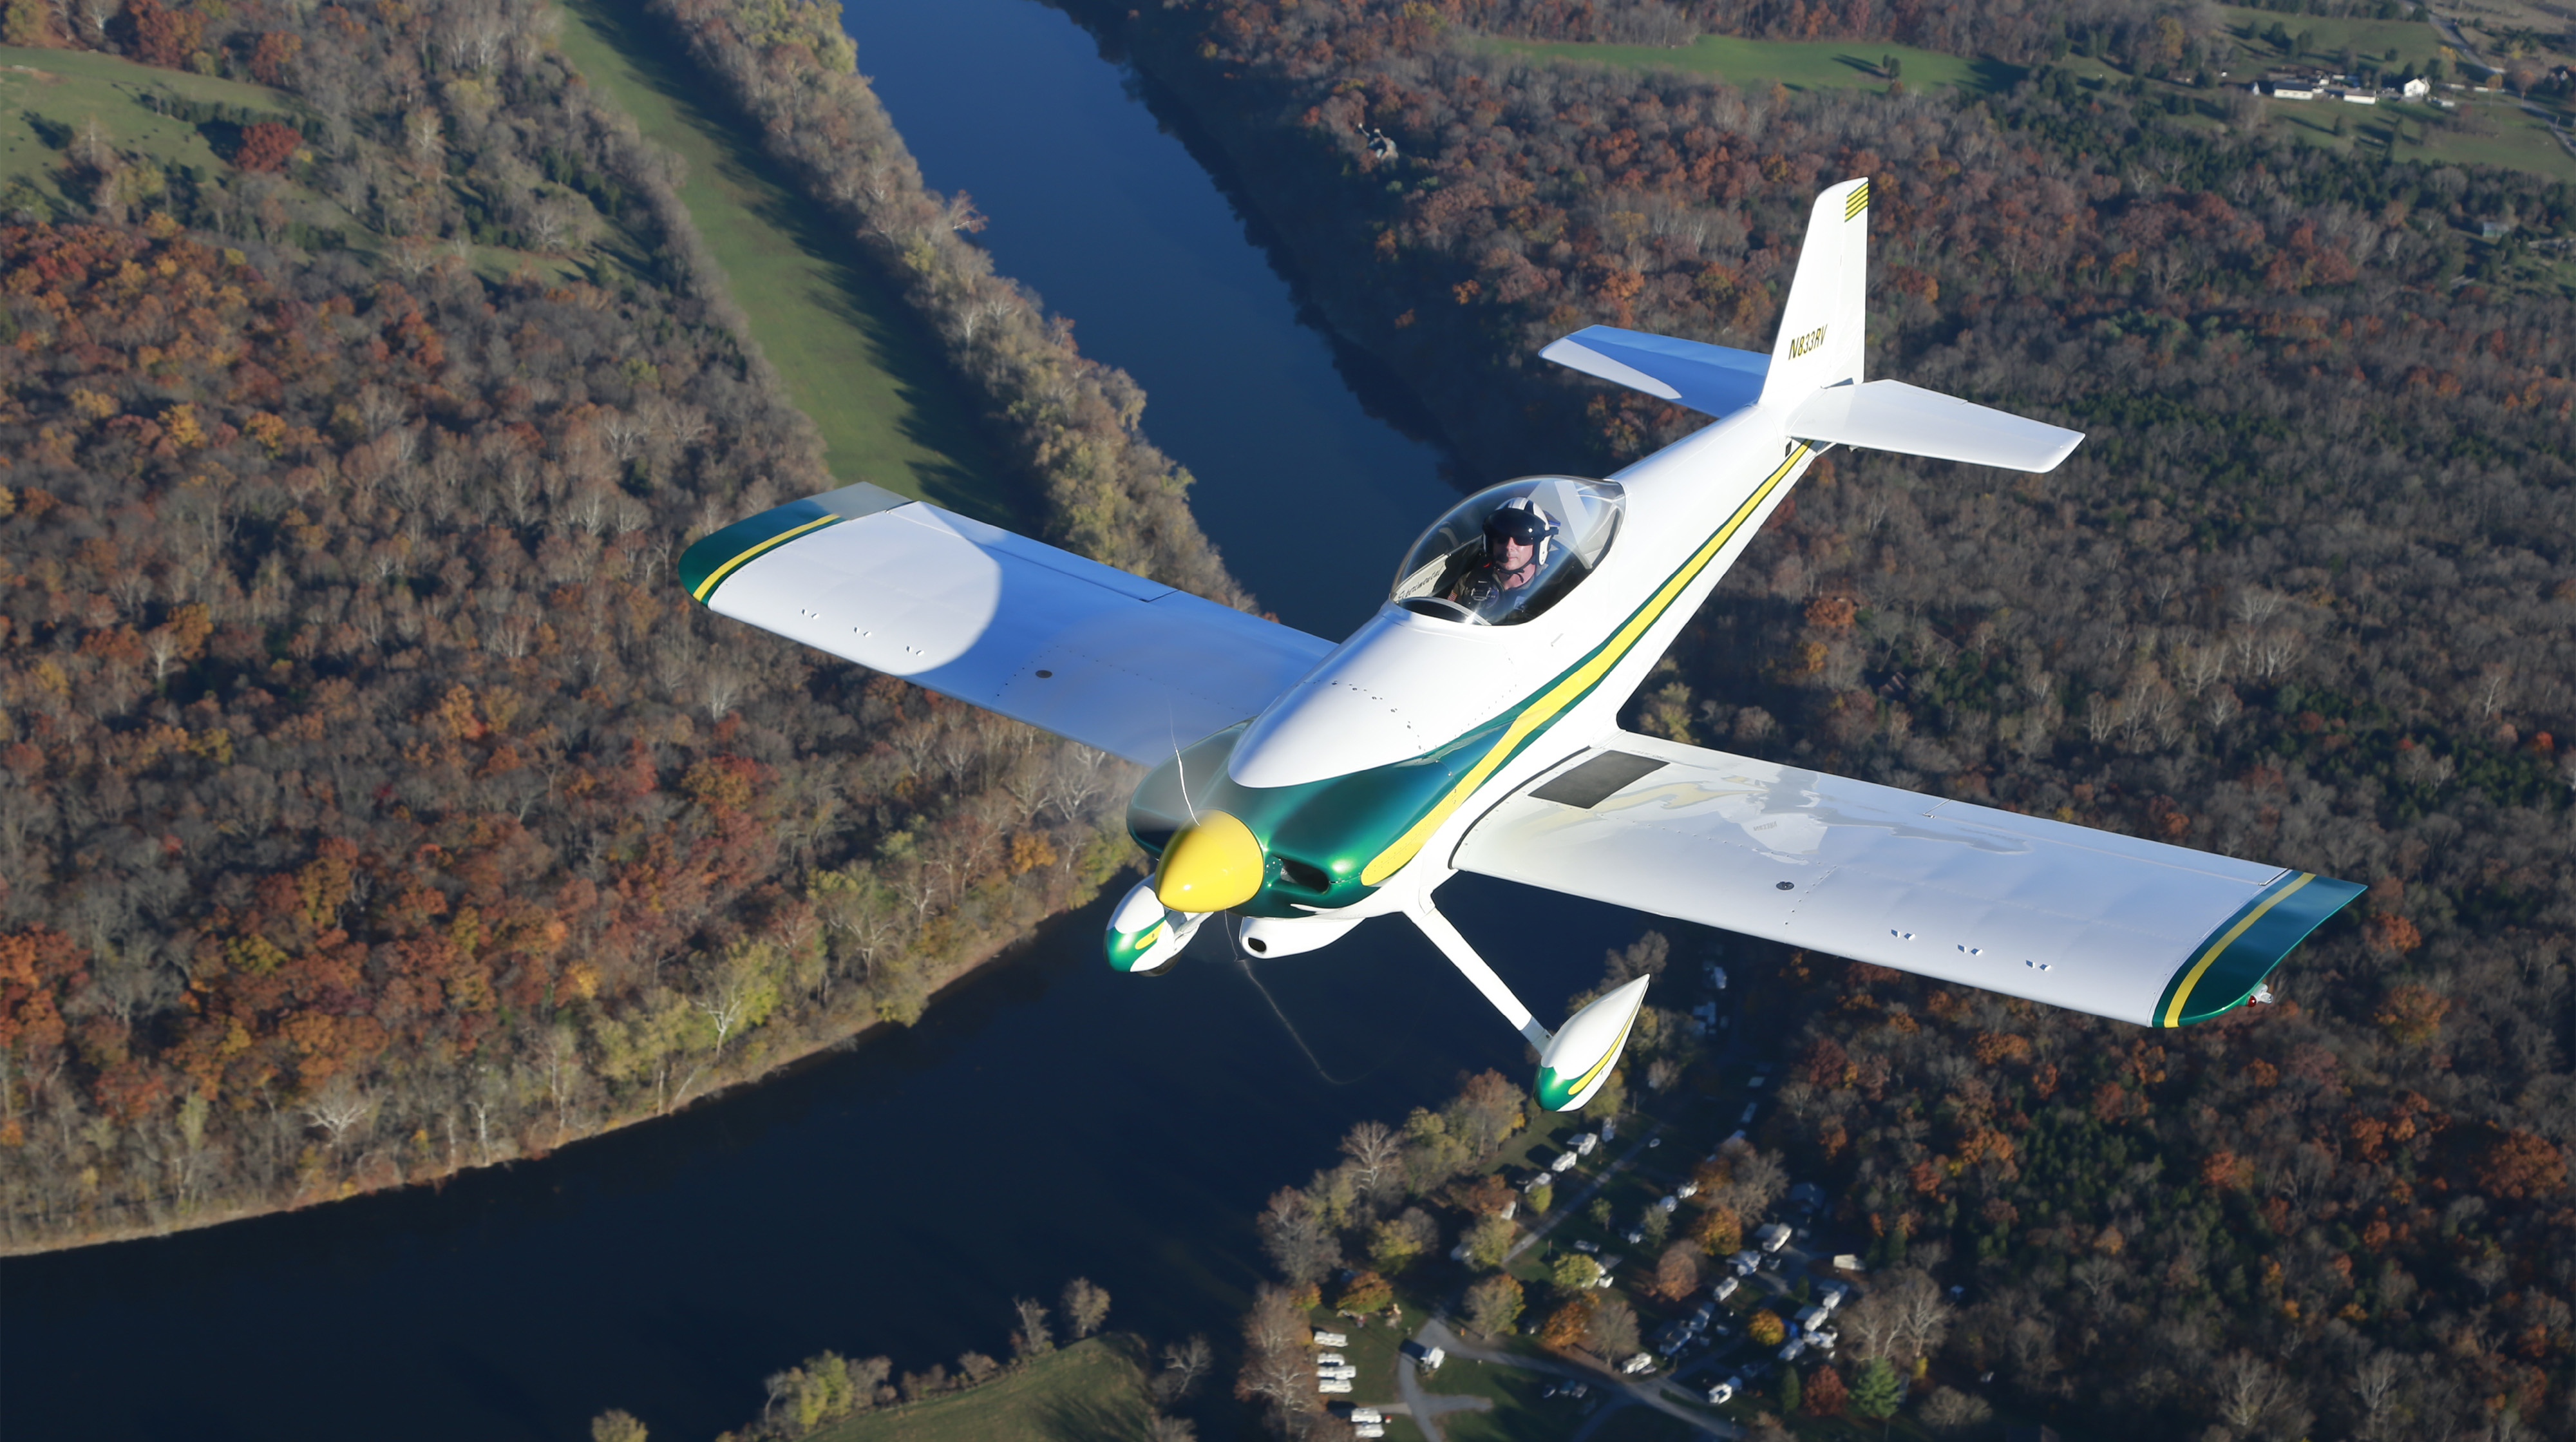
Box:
left=1447, top=498, right=1559, bottom=621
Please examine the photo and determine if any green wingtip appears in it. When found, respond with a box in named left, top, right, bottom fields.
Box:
left=676, top=498, right=840, bottom=605
left=2156, top=872, right=2367, bottom=1027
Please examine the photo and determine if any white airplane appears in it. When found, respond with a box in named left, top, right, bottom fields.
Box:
left=679, top=179, right=2361, bottom=1110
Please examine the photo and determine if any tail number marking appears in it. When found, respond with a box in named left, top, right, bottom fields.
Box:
left=1786, top=326, right=1828, bottom=359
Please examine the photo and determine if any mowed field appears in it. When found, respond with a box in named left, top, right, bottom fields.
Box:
left=1476, top=32, right=2017, bottom=96
left=551, top=0, right=1019, bottom=524
left=808, top=1337, right=1152, bottom=1442
left=0, top=44, right=300, bottom=203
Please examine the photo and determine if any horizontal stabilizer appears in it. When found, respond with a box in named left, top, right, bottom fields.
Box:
left=1788, top=379, right=2083, bottom=473
left=1540, top=325, right=1770, bottom=420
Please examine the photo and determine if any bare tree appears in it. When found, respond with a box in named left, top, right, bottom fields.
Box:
left=1009, top=1296, right=1052, bottom=1359
left=301, top=1079, right=377, bottom=1149
left=2350, top=1351, right=2401, bottom=1441
left=1340, top=1119, right=1402, bottom=1205
left=2213, top=1352, right=2308, bottom=1439
left=1060, top=1277, right=1110, bottom=1340
left=1155, top=1334, right=1213, bottom=1404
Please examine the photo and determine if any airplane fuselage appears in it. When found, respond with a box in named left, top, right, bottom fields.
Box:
left=1130, top=404, right=1819, bottom=919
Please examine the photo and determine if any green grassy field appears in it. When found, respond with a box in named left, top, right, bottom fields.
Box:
left=0, top=44, right=294, bottom=203
left=0, top=43, right=606, bottom=280
left=551, top=0, right=1019, bottom=524
left=2212, top=3, right=2452, bottom=70
left=1477, top=33, right=2021, bottom=96
left=808, top=1336, right=1151, bottom=1442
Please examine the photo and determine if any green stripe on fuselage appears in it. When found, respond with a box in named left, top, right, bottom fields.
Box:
left=1132, top=446, right=1810, bottom=918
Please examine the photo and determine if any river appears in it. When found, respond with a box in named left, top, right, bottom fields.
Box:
left=0, top=5, right=1643, bottom=1439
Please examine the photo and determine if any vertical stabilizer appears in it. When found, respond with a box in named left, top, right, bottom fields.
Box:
left=1757, top=177, right=1869, bottom=407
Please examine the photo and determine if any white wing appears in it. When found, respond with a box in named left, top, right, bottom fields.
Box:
left=680, top=482, right=1334, bottom=764
left=1451, top=732, right=2360, bottom=1028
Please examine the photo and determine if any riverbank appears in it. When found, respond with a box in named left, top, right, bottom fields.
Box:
left=550, top=0, right=1023, bottom=524
left=1, top=0, right=1232, bottom=1258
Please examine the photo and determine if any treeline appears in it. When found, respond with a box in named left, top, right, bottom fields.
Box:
left=1064, top=3, right=2574, bottom=1437
left=0, top=0, right=1238, bottom=1252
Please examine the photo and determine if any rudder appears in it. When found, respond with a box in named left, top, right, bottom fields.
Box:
left=1757, top=177, right=1869, bottom=407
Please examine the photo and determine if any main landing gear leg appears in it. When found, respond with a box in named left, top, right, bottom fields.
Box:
left=1405, top=894, right=1651, bottom=1112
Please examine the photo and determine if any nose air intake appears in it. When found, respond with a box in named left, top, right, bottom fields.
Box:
left=1155, top=811, right=1265, bottom=911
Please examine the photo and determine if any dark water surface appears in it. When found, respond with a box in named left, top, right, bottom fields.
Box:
left=0, top=6, right=1634, bottom=1440
left=846, top=0, right=1461, bottom=639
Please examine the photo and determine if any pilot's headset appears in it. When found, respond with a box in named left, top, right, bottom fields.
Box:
left=1483, top=498, right=1559, bottom=567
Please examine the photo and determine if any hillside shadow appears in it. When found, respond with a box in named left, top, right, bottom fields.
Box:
left=558, top=0, right=1027, bottom=528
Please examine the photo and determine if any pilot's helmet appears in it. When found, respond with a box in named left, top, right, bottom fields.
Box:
left=1482, top=498, right=1558, bottom=561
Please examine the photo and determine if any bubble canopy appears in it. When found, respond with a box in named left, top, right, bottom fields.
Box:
left=1388, top=477, right=1627, bottom=626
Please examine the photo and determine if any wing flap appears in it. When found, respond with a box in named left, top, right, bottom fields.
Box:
left=1452, top=733, right=2358, bottom=1027
left=683, top=484, right=1334, bottom=764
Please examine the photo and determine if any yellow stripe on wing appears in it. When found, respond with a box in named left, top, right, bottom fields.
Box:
left=1844, top=180, right=1870, bottom=221
left=2161, top=873, right=2314, bottom=1028
left=688, top=514, right=840, bottom=603
left=1359, top=446, right=1809, bottom=886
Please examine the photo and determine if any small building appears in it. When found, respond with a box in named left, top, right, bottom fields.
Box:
left=1316, top=1352, right=1346, bottom=1366
left=1312, top=1329, right=1348, bottom=1348
left=1714, top=1276, right=1741, bottom=1301
left=1657, top=1195, right=1680, bottom=1213
left=1675, top=1181, right=1700, bottom=1200
left=1572, top=1131, right=1599, bottom=1157
left=1796, top=1305, right=1829, bottom=1331
left=1319, top=1378, right=1354, bottom=1394
left=1620, top=1352, right=1656, bottom=1375
left=1318, top=1363, right=1358, bottom=1381
left=1354, top=1427, right=1385, bottom=1439
left=2403, top=77, right=2432, bottom=99
left=1349, top=1409, right=1385, bottom=1425
left=1729, top=1249, right=1761, bottom=1276
left=1705, top=1378, right=1739, bottom=1404
left=1755, top=1222, right=1792, bottom=1253
left=2340, top=91, right=2378, bottom=104
left=1550, top=1151, right=1580, bottom=1173
left=1830, top=1253, right=1867, bottom=1272
left=1777, top=1337, right=1807, bottom=1362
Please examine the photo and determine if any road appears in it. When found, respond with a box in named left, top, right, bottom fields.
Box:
left=1410, top=1316, right=1738, bottom=1439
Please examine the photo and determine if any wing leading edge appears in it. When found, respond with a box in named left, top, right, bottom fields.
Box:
left=679, top=482, right=1334, bottom=765
left=1452, top=732, right=2360, bottom=1027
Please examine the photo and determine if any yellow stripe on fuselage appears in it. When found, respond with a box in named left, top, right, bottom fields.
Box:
left=1358, top=445, right=1810, bottom=886
left=689, top=514, right=841, bottom=602
left=2160, top=872, right=2314, bottom=1027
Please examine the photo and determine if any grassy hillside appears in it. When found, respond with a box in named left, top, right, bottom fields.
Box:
left=550, top=0, right=1016, bottom=524
left=0, top=44, right=308, bottom=211
left=810, top=1338, right=1151, bottom=1442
